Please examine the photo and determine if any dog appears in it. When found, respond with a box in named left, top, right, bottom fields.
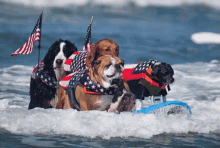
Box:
left=57, top=55, right=135, bottom=112
left=28, top=39, right=78, bottom=109
left=122, top=60, right=175, bottom=110
left=64, top=39, right=119, bottom=74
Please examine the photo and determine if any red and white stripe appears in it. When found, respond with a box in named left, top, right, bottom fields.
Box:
left=64, top=51, right=83, bottom=72
left=83, top=42, right=92, bottom=52
left=59, top=72, right=77, bottom=89
left=11, top=28, right=40, bottom=56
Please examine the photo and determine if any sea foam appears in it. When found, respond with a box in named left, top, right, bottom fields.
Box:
left=0, top=61, right=220, bottom=139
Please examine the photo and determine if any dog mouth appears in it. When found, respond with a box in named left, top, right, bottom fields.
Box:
left=106, top=73, right=116, bottom=78
left=54, top=65, right=63, bottom=69
left=106, top=71, right=122, bottom=79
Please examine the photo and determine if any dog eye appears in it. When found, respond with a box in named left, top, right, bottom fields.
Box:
left=105, top=64, right=111, bottom=69
left=116, top=65, right=121, bottom=70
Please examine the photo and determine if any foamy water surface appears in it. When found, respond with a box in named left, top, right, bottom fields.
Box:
left=0, top=61, right=219, bottom=140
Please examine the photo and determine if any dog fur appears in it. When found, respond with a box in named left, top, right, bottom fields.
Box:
left=28, top=39, right=77, bottom=109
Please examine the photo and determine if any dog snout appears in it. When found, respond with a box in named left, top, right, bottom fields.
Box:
left=56, top=59, right=63, bottom=65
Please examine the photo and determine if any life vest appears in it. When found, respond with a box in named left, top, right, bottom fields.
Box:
left=122, top=60, right=166, bottom=90
left=67, top=69, right=115, bottom=95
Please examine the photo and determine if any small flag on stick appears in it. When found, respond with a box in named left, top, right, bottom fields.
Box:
left=11, top=9, right=43, bottom=56
left=83, top=16, right=93, bottom=52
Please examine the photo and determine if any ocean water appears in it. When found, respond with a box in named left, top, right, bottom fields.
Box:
left=0, top=0, right=220, bottom=147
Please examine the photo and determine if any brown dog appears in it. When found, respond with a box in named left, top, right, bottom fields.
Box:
left=76, top=55, right=124, bottom=111
left=57, top=55, right=135, bottom=112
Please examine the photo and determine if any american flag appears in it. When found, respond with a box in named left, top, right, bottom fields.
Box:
left=83, top=16, right=93, bottom=52
left=11, top=13, right=42, bottom=56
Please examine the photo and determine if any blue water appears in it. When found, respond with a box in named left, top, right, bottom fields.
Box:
left=1, top=0, right=220, bottom=147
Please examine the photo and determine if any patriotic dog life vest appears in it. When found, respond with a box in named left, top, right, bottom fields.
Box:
left=32, top=61, right=57, bottom=88
left=61, top=51, right=115, bottom=95
left=122, top=60, right=166, bottom=89
left=68, top=69, right=115, bottom=95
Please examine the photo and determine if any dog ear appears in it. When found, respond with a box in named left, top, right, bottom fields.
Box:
left=43, top=41, right=58, bottom=69
left=92, top=59, right=101, bottom=67
left=86, top=44, right=99, bottom=67
left=65, top=40, right=78, bottom=53
left=121, top=59, right=124, bottom=67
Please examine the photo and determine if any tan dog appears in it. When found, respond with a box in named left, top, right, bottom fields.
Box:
left=76, top=55, right=124, bottom=111
left=57, top=55, right=135, bottom=112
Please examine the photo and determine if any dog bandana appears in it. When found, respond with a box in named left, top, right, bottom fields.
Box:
left=64, top=51, right=88, bottom=72
left=32, top=61, right=58, bottom=88
left=68, top=69, right=115, bottom=95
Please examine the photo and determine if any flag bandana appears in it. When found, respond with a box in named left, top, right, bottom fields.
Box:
left=32, top=61, right=58, bottom=88
left=68, top=69, right=115, bottom=95
left=64, top=51, right=87, bottom=72
left=11, top=13, right=42, bottom=56
left=61, top=51, right=89, bottom=89
left=70, top=51, right=88, bottom=73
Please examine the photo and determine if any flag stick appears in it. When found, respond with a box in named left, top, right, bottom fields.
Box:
left=90, top=16, right=93, bottom=24
left=37, top=7, right=43, bottom=70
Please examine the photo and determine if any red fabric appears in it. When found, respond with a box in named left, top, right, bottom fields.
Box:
left=122, top=68, right=146, bottom=81
left=122, top=68, right=166, bottom=90
left=59, top=72, right=76, bottom=89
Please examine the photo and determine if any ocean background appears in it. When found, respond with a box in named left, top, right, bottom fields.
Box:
left=1, top=0, right=220, bottom=147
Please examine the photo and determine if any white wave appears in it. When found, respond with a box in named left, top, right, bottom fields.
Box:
left=191, top=32, right=220, bottom=44
left=0, top=62, right=220, bottom=139
left=3, top=0, right=220, bottom=9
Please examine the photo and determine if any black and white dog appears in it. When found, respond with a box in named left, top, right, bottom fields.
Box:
left=28, top=39, right=77, bottom=109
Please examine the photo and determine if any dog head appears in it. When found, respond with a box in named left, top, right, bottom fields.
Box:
left=43, top=39, right=77, bottom=80
left=151, top=62, right=174, bottom=86
left=90, top=55, right=124, bottom=89
left=86, top=39, right=119, bottom=67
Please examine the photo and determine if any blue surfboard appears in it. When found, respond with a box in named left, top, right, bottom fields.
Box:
left=132, top=101, right=192, bottom=115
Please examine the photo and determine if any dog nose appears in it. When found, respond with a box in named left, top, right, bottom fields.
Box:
left=56, top=59, right=63, bottom=65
